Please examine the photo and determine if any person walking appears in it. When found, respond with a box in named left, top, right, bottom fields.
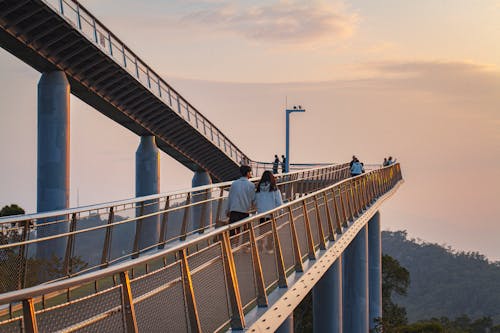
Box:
left=255, top=171, right=283, bottom=252
left=281, top=155, right=287, bottom=173
left=226, top=165, right=255, bottom=235
left=272, top=155, right=280, bottom=174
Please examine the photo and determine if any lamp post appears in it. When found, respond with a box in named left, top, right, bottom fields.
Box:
left=285, top=105, right=305, bottom=173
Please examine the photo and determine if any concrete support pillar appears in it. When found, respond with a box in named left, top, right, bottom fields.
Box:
left=191, top=170, right=212, bottom=233
left=368, top=212, right=382, bottom=330
left=343, top=225, right=368, bottom=333
left=313, top=257, right=342, bottom=333
left=276, top=315, right=293, bottom=333
left=37, top=71, right=70, bottom=260
left=135, top=136, right=160, bottom=251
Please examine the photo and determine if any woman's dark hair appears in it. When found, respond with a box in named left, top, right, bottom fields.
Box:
left=256, top=170, right=278, bottom=192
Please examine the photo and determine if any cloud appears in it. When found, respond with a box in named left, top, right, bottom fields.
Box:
left=178, top=1, right=358, bottom=44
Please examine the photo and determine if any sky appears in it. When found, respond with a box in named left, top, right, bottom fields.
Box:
left=0, top=0, right=499, bottom=260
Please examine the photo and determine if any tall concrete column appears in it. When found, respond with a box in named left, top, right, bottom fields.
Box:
left=37, top=71, right=70, bottom=260
left=191, top=170, right=212, bottom=233
left=135, top=136, right=160, bottom=251
left=276, top=315, right=293, bottom=333
left=313, top=257, right=342, bottom=333
left=343, top=225, right=368, bottom=333
left=368, top=212, right=382, bottom=330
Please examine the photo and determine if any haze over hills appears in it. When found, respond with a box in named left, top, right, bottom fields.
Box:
left=382, top=230, right=500, bottom=324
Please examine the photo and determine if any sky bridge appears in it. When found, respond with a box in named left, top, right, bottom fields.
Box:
left=0, top=1, right=404, bottom=332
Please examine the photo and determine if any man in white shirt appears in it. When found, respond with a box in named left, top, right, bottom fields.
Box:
left=226, top=165, right=256, bottom=235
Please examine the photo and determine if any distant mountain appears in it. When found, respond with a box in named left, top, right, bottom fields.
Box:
left=382, top=230, right=500, bottom=324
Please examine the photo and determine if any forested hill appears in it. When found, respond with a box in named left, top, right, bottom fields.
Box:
left=382, top=230, right=500, bottom=324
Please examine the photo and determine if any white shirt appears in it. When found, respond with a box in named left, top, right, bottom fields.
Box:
left=226, top=177, right=256, bottom=214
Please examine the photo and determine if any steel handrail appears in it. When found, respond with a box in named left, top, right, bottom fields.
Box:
left=0, top=163, right=402, bottom=305
left=0, top=163, right=343, bottom=225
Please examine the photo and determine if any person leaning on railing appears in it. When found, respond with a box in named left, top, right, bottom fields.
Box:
left=225, top=165, right=256, bottom=236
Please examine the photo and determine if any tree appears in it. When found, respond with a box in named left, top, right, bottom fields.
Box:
left=374, top=254, right=411, bottom=332
left=0, top=204, right=25, bottom=217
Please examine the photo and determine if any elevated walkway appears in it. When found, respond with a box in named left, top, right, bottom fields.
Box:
left=0, top=163, right=403, bottom=332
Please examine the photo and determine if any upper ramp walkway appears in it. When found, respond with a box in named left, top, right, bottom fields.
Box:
left=1, top=0, right=251, bottom=181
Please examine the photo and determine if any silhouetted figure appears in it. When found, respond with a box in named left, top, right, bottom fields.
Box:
left=387, top=156, right=397, bottom=165
left=281, top=155, right=286, bottom=173
left=350, top=157, right=363, bottom=177
left=272, top=155, right=280, bottom=174
left=226, top=165, right=255, bottom=236
left=383, top=157, right=388, bottom=166
left=350, top=155, right=358, bottom=168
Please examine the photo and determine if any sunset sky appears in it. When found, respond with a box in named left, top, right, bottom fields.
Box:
left=0, top=0, right=499, bottom=259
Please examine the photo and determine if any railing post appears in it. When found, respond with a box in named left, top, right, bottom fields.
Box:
left=287, top=206, right=304, bottom=272
left=332, top=189, right=344, bottom=232
left=323, top=192, right=335, bottom=241
left=132, top=202, right=145, bottom=259
left=22, top=298, right=38, bottom=333
left=158, top=196, right=170, bottom=249
left=100, top=207, right=114, bottom=268
left=178, top=249, right=202, bottom=332
left=18, top=219, right=31, bottom=289
left=63, top=213, right=77, bottom=276
left=180, top=193, right=191, bottom=241
left=119, top=271, right=139, bottom=333
left=302, top=201, right=316, bottom=260
left=76, top=4, right=82, bottom=30
left=271, top=214, right=288, bottom=288
left=313, top=196, right=326, bottom=250
left=339, top=187, right=349, bottom=226
left=249, top=227, right=268, bottom=307
left=221, top=232, right=245, bottom=329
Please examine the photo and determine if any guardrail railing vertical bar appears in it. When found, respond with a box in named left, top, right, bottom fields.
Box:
left=19, top=219, right=31, bottom=289
left=179, top=249, right=202, bottom=332
left=338, top=187, right=349, bottom=226
left=302, top=201, right=316, bottom=259
left=287, top=206, right=304, bottom=272
left=132, top=202, right=145, bottom=259
left=332, top=189, right=344, bottom=232
left=119, top=271, right=138, bottom=333
left=323, top=192, right=335, bottom=241
left=100, top=207, right=114, bottom=268
left=22, top=298, right=38, bottom=333
left=271, top=214, right=288, bottom=288
left=63, top=213, right=77, bottom=278
left=180, top=193, right=191, bottom=241
left=221, top=232, right=245, bottom=329
left=249, top=226, right=268, bottom=307
left=158, top=196, right=170, bottom=250
left=314, top=196, right=326, bottom=250
left=344, top=184, right=354, bottom=222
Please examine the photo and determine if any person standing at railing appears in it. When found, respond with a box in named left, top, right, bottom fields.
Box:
left=387, top=156, right=397, bottom=165
left=272, top=155, right=280, bottom=174
left=281, top=155, right=286, bottom=173
left=226, top=165, right=256, bottom=236
left=350, top=158, right=363, bottom=177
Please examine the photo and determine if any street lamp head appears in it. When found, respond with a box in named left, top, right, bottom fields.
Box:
left=293, top=105, right=297, bottom=110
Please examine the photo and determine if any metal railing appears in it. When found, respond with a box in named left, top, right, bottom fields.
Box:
left=0, top=164, right=350, bottom=292
left=40, top=0, right=247, bottom=165
left=0, top=163, right=402, bottom=332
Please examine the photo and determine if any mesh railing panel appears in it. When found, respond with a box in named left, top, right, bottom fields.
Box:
left=305, top=199, right=320, bottom=248
left=36, top=285, right=123, bottom=332
left=187, top=243, right=222, bottom=272
left=293, top=212, right=309, bottom=260
left=190, top=252, right=230, bottom=333
left=277, top=222, right=294, bottom=272
left=130, top=261, right=182, bottom=299
left=231, top=232, right=257, bottom=309
left=0, top=317, right=22, bottom=333
left=258, top=232, right=278, bottom=288
left=133, top=278, right=188, bottom=332
left=317, top=196, right=330, bottom=240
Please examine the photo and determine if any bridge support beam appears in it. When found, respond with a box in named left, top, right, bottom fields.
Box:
left=276, top=315, right=293, bottom=333
left=343, top=224, right=368, bottom=333
left=135, top=136, right=160, bottom=251
left=313, top=257, right=342, bottom=333
left=37, top=71, right=70, bottom=260
left=192, top=170, right=212, bottom=233
left=368, top=211, right=382, bottom=330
